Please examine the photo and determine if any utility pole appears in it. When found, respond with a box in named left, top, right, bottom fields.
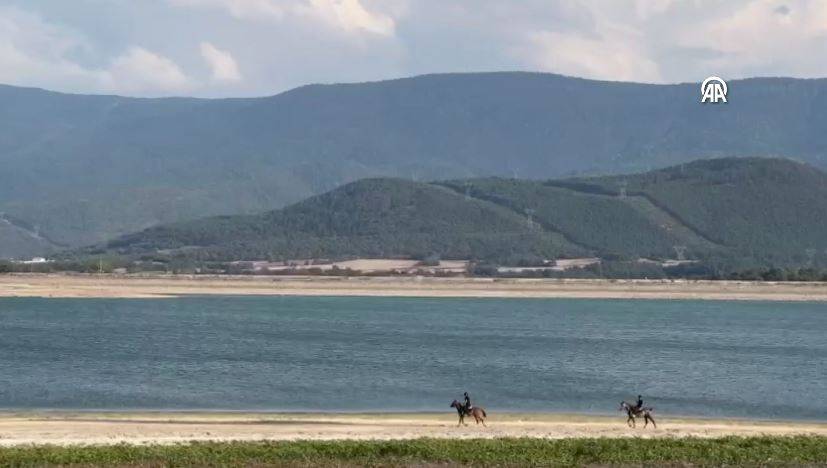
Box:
left=525, top=208, right=535, bottom=229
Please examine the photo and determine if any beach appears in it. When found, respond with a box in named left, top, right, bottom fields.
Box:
left=2, top=273, right=827, bottom=300
left=0, top=412, right=825, bottom=446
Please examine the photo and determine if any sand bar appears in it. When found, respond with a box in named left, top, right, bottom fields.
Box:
left=0, top=412, right=825, bottom=446
left=1, top=273, right=827, bottom=301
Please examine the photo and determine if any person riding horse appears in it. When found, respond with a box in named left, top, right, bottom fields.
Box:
left=463, top=392, right=473, bottom=414
left=451, top=393, right=487, bottom=427
left=620, top=397, right=656, bottom=428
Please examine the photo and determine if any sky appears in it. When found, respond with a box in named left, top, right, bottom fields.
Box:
left=0, top=0, right=825, bottom=97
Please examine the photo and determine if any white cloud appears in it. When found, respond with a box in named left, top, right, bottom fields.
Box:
left=0, top=6, right=193, bottom=95
left=508, top=0, right=827, bottom=83
left=200, top=42, right=242, bottom=82
left=515, top=4, right=663, bottom=83
left=630, top=0, right=676, bottom=21
left=0, top=6, right=104, bottom=90
left=523, top=29, right=662, bottom=83
left=170, top=0, right=396, bottom=36
left=105, top=47, right=191, bottom=93
left=672, top=0, right=827, bottom=79
left=300, top=0, right=396, bottom=36
left=170, top=0, right=285, bottom=20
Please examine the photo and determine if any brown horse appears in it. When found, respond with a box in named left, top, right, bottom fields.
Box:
left=450, top=400, right=487, bottom=426
left=619, top=401, right=656, bottom=428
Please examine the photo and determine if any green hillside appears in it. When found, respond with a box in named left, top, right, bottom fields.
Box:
left=72, top=158, right=827, bottom=273
left=4, top=73, right=827, bottom=258
left=99, top=178, right=585, bottom=262
left=440, top=179, right=722, bottom=260
left=550, top=158, right=827, bottom=266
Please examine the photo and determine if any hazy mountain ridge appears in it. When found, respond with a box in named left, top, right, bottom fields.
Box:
left=3, top=73, right=827, bottom=258
left=0, top=213, right=62, bottom=258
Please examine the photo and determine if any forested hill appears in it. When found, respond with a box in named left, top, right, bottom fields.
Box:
left=3, top=73, right=827, bottom=258
left=81, top=158, right=827, bottom=270
left=100, top=178, right=587, bottom=263
left=547, top=157, right=827, bottom=265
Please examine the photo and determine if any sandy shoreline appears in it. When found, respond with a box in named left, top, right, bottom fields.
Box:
left=0, top=412, right=825, bottom=446
left=2, top=273, right=827, bottom=301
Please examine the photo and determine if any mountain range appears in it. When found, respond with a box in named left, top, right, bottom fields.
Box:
left=3, top=72, right=827, bottom=259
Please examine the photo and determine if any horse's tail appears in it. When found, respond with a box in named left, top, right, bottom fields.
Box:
left=481, top=408, right=487, bottom=418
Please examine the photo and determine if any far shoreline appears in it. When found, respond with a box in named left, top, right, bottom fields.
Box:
left=2, top=273, right=827, bottom=301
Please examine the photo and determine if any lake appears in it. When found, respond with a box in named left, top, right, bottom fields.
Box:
left=0, top=296, right=824, bottom=420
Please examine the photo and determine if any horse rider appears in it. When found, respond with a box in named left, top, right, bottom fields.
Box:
left=463, top=392, right=473, bottom=414
left=635, top=395, right=644, bottom=412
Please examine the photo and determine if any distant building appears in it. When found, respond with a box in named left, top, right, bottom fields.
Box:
left=19, top=257, right=50, bottom=264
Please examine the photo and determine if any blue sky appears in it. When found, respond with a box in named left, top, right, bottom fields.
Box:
left=1, top=0, right=824, bottom=97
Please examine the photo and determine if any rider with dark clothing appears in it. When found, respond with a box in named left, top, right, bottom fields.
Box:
left=463, top=392, right=472, bottom=413
left=635, top=395, right=644, bottom=411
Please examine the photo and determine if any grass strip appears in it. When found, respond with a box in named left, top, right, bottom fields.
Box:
left=1, top=436, right=826, bottom=467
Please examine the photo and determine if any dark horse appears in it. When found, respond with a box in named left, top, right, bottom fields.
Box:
left=619, top=401, right=656, bottom=428
left=450, top=400, right=487, bottom=426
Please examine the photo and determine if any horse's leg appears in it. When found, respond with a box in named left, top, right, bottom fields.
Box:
left=475, top=411, right=485, bottom=426
left=647, top=414, right=656, bottom=428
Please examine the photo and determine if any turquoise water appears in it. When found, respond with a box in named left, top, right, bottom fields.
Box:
left=0, top=296, right=824, bottom=420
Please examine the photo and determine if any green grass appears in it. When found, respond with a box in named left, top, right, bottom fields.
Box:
left=2, top=437, right=826, bottom=467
